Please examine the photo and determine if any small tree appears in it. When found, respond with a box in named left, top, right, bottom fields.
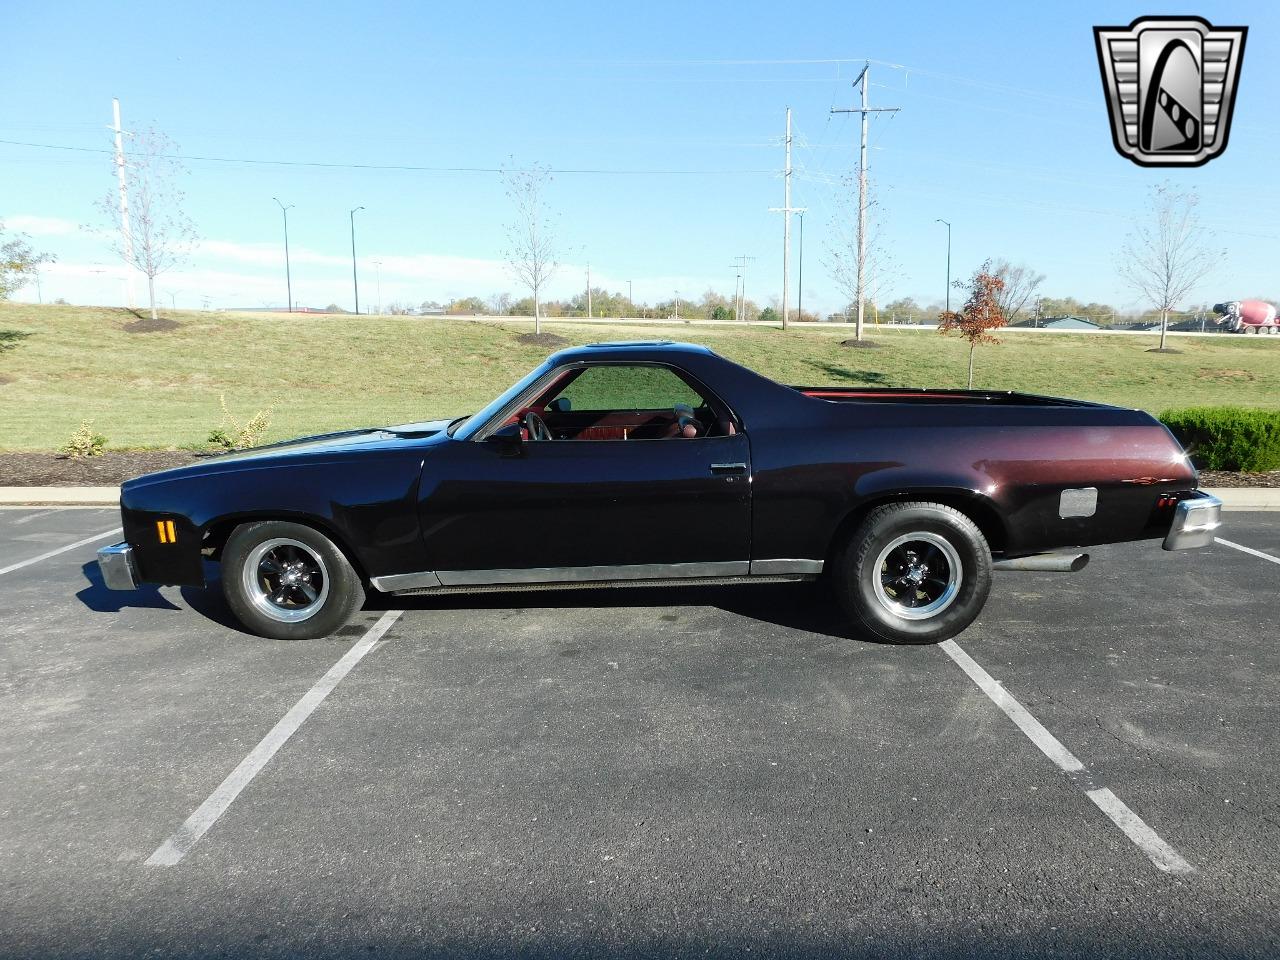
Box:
left=96, top=127, right=198, bottom=320
left=938, top=262, right=1007, bottom=389
left=0, top=222, right=54, bottom=300
left=824, top=175, right=897, bottom=342
left=991, top=260, right=1046, bottom=325
left=1119, top=183, right=1223, bottom=352
left=501, top=160, right=558, bottom=334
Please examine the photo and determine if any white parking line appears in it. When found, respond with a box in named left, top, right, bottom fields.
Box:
left=940, top=639, right=1194, bottom=876
left=145, top=609, right=403, bottom=867
left=0, top=527, right=123, bottom=577
left=1215, top=537, right=1280, bottom=566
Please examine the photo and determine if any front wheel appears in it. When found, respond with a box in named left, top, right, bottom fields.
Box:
left=832, top=502, right=992, bottom=645
left=222, top=521, right=365, bottom=639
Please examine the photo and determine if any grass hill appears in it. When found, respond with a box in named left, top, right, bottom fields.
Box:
left=1, top=302, right=1277, bottom=451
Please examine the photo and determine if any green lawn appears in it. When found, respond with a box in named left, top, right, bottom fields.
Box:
left=1, top=302, right=1278, bottom=451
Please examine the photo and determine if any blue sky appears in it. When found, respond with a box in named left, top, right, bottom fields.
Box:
left=3, top=0, right=1276, bottom=314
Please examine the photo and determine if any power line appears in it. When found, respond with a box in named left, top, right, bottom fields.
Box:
left=0, top=138, right=776, bottom=177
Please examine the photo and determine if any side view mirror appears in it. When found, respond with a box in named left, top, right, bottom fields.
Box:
left=487, top=421, right=524, bottom=457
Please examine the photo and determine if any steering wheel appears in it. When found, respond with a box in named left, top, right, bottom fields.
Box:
left=523, top=410, right=553, bottom=442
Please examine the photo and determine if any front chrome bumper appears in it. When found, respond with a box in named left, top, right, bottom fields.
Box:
left=1162, top=491, right=1223, bottom=551
left=97, top=542, right=139, bottom=590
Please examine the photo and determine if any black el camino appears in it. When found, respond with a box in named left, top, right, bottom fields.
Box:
left=97, top=341, right=1221, bottom=643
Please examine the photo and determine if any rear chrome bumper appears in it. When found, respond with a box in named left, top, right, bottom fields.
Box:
left=1162, top=492, right=1222, bottom=551
left=97, top=542, right=139, bottom=590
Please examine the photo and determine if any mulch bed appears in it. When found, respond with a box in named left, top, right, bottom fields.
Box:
left=122, top=317, right=182, bottom=334
left=0, top=451, right=209, bottom=486
left=2, top=451, right=1275, bottom=489
left=516, top=331, right=568, bottom=348
left=1199, top=470, right=1280, bottom=489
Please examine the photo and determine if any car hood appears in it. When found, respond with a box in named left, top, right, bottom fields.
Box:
left=123, top=418, right=457, bottom=489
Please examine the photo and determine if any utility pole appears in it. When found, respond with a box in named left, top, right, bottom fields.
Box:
left=586, top=262, right=591, bottom=318
left=373, top=259, right=383, bottom=314
left=349, top=206, right=364, bottom=314
left=936, top=219, right=952, bottom=314
left=797, top=211, right=805, bottom=322
left=728, top=263, right=742, bottom=321
left=627, top=280, right=633, bottom=316
left=832, top=62, right=900, bottom=341
left=674, top=290, right=679, bottom=321
left=769, top=107, right=806, bottom=329
left=273, top=198, right=294, bottom=312
left=111, top=98, right=135, bottom=308
left=733, top=255, right=755, bottom=321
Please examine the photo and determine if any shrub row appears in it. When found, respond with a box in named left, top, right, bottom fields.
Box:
left=1159, top=407, right=1280, bottom=472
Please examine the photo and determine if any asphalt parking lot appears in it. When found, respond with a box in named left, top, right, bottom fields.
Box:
left=1, top=507, right=1278, bottom=959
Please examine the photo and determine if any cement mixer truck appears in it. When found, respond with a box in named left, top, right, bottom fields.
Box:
left=1213, top=300, right=1279, bottom=334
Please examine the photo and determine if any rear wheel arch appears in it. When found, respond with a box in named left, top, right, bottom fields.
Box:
left=825, top=490, right=1007, bottom=568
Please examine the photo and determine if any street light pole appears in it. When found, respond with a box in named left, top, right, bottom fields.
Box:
left=627, top=280, right=633, bottom=316
left=349, top=206, right=365, bottom=315
left=273, top=198, right=294, bottom=312
left=936, top=219, right=952, bottom=314
left=373, top=259, right=383, bottom=315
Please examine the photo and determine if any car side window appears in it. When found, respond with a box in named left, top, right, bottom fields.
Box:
left=536, top=363, right=735, bottom=441
left=552, top=365, right=705, bottom=412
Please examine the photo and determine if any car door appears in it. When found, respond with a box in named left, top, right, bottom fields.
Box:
left=415, top=363, right=752, bottom=582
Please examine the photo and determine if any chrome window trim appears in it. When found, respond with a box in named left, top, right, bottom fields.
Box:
left=369, top=559, right=823, bottom=593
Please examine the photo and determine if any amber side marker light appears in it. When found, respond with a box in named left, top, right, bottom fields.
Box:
left=156, top=520, right=177, bottom=544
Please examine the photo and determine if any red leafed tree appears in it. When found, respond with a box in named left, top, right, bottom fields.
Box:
left=938, top=261, right=1007, bottom=389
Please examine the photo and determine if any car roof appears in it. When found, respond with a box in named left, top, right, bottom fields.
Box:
left=549, top=340, right=715, bottom=363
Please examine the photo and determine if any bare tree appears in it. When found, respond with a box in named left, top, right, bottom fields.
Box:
left=1119, top=183, right=1223, bottom=352
left=824, top=175, right=898, bottom=336
left=991, top=260, right=1046, bottom=325
left=501, top=161, right=558, bottom=334
left=96, top=128, right=198, bottom=319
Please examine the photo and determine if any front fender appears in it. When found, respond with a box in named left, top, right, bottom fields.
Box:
left=120, top=452, right=426, bottom=586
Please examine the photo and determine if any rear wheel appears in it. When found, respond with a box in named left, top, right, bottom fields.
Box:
left=833, top=502, right=992, bottom=645
left=222, top=521, right=364, bottom=639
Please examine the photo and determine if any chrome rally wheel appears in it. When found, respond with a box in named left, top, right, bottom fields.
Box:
left=243, top=537, right=330, bottom=623
left=872, top=532, right=963, bottom=621
left=223, top=521, right=364, bottom=640
left=833, top=501, right=992, bottom=645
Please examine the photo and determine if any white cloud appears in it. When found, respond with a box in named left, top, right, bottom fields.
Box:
left=13, top=228, right=729, bottom=312
left=3, top=214, right=81, bottom=236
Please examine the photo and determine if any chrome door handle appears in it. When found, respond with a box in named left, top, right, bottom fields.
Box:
left=710, top=462, right=747, bottom=475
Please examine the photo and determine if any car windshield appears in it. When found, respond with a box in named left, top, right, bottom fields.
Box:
left=450, top=358, right=555, bottom=439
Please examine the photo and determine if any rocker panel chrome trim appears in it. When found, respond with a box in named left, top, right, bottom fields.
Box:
left=369, top=570, right=444, bottom=592
left=369, top=559, right=828, bottom=592
left=437, top=561, right=749, bottom=586
left=749, top=558, right=825, bottom=575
